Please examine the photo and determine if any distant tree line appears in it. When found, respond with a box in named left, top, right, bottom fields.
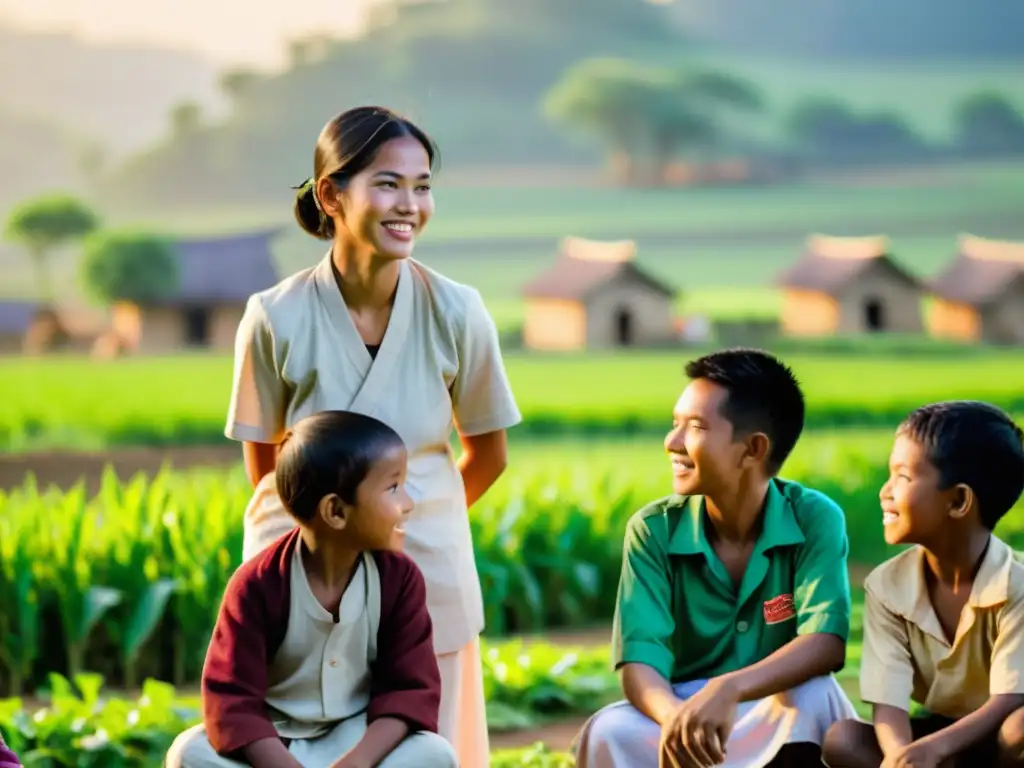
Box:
left=542, top=57, right=1024, bottom=184
left=3, top=194, right=177, bottom=308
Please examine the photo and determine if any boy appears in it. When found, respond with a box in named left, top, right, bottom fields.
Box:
left=823, top=401, right=1024, bottom=768
left=166, top=410, right=457, bottom=768
left=575, top=348, right=857, bottom=768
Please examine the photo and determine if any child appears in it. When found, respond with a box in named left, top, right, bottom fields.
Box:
left=574, top=348, right=857, bottom=768
left=0, top=731, right=20, bottom=768
left=166, top=410, right=457, bottom=768
left=823, top=401, right=1024, bottom=768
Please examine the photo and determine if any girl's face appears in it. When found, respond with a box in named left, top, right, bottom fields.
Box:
left=348, top=444, right=414, bottom=551
left=323, top=135, right=435, bottom=261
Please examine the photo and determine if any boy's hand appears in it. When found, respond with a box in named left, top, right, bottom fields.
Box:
left=660, top=678, right=739, bottom=766
left=880, top=736, right=949, bottom=768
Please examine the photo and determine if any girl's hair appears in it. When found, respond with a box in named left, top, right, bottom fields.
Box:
left=275, top=410, right=405, bottom=521
left=293, top=106, right=440, bottom=240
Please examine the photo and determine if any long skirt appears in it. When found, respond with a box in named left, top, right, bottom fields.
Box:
left=573, top=675, right=857, bottom=768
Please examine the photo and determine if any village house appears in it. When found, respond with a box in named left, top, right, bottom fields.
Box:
left=0, top=300, right=45, bottom=353
left=521, top=236, right=677, bottom=351
left=110, top=228, right=281, bottom=353
left=927, top=234, right=1024, bottom=345
left=776, top=234, right=924, bottom=337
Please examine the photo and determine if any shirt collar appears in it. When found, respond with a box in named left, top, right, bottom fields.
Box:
left=667, top=480, right=806, bottom=557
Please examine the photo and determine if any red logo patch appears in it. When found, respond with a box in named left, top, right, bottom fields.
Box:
left=763, top=594, right=796, bottom=625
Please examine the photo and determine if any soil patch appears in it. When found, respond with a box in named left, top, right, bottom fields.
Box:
left=491, top=717, right=589, bottom=752
left=0, top=446, right=240, bottom=493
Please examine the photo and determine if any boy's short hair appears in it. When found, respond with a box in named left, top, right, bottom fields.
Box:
left=684, top=348, right=805, bottom=474
left=275, top=410, right=405, bottom=522
left=898, top=401, right=1024, bottom=530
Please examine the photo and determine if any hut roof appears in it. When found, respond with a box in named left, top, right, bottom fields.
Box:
left=147, top=227, right=283, bottom=307
left=930, top=234, right=1024, bottom=306
left=522, top=236, right=675, bottom=300
left=776, top=234, right=920, bottom=295
left=0, top=300, right=41, bottom=334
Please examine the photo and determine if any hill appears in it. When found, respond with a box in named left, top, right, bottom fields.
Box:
left=0, top=107, right=88, bottom=213
left=96, top=0, right=1024, bottom=214
left=96, top=0, right=685, bottom=209
left=0, top=25, right=221, bottom=157
left=669, top=0, right=1024, bottom=58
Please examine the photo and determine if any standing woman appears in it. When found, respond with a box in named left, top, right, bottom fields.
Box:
left=225, top=106, right=521, bottom=766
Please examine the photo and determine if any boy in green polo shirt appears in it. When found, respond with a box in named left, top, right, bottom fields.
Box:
left=574, top=348, right=856, bottom=768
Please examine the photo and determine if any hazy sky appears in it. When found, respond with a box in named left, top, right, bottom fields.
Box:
left=0, top=0, right=377, bottom=68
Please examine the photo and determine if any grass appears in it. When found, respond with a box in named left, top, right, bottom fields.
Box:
left=4, top=348, right=1024, bottom=451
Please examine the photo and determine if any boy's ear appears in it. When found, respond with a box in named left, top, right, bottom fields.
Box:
left=318, top=493, right=349, bottom=531
left=947, top=484, right=975, bottom=521
left=742, top=432, right=771, bottom=468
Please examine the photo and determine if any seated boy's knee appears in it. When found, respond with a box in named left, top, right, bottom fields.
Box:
left=405, top=731, right=458, bottom=768
left=164, top=725, right=226, bottom=768
left=999, top=707, right=1024, bottom=759
left=821, top=719, right=872, bottom=764
left=586, top=704, right=653, bottom=753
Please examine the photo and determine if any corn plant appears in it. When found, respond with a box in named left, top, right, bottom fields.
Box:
left=1, top=442, right=1023, bottom=694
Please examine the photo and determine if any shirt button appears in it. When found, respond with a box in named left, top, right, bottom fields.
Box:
left=736, top=620, right=749, bottom=633
left=329, top=659, right=338, bottom=667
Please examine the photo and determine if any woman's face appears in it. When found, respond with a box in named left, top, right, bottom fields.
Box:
left=325, top=135, right=435, bottom=260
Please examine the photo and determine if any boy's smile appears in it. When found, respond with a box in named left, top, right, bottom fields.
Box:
left=880, top=433, right=955, bottom=546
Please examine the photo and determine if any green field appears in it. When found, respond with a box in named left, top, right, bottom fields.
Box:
left=4, top=163, right=1024, bottom=332
left=3, top=349, right=1024, bottom=451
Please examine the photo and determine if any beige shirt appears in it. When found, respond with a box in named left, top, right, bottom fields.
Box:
left=225, top=255, right=522, bottom=654
left=266, top=548, right=380, bottom=740
left=859, top=535, right=1024, bottom=718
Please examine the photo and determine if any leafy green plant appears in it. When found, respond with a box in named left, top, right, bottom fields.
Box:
left=0, top=656, right=587, bottom=767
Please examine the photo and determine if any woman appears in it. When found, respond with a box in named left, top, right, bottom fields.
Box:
left=224, top=106, right=521, bottom=767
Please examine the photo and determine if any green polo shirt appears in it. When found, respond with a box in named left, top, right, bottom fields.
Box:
left=611, top=478, right=851, bottom=683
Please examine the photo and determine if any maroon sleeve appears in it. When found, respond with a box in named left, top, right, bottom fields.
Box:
left=368, top=552, right=443, bottom=733
left=201, top=566, right=279, bottom=756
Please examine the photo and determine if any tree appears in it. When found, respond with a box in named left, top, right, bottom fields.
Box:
left=788, top=96, right=925, bottom=164
left=543, top=58, right=666, bottom=183
left=79, top=230, right=179, bottom=306
left=218, top=68, right=260, bottom=106
left=169, top=101, right=202, bottom=138
left=954, top=92, right=1024, bottom=156
left=649, top=69, right=764, bottom=175
left=544, top=58, right=764, bottom=184
left=3, top=194, right=100, bottom=301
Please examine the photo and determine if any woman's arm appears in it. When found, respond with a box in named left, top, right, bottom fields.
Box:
left=455, top=428, right=508, bottom=508
left=243, top=441, right=279, bottom=489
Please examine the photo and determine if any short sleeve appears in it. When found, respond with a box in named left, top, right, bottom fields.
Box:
left=859, top=586, right=914, bottom=710
left=990, top=592, right=1024, bottom=695
left=610, top=512, right=676, bottom=681
left=224, top=295, right=288, bottom=444
left=792, top=494, right=852, bottom=640
left=450, top=288, right=522, bottom=436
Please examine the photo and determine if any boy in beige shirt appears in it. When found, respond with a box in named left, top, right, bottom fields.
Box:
left=824, top=401, right=1024, bottom=767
